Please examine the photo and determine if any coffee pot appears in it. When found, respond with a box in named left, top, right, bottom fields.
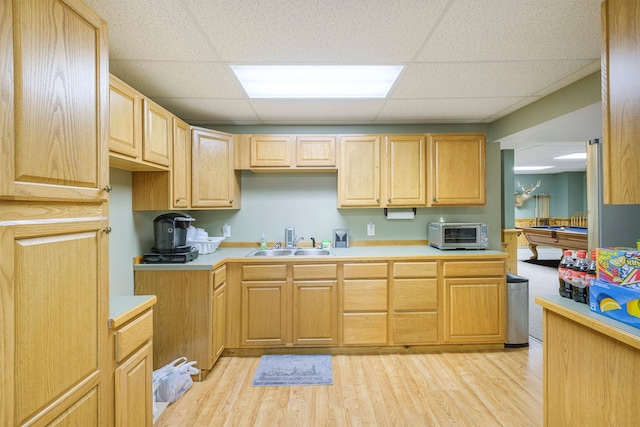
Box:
left=152, top=213, right=195, bottom=254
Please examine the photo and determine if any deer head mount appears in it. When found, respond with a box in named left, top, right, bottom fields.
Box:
left=514, top=180, right=541, bottom=208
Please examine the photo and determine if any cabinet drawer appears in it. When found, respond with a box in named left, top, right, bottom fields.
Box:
left=343, top=263, right=388, bottom=279
left=343, top=279, right=387, bottom=311
left=114, top=310, right=153, bottom=363
left=394, top=312, right=438, bottom=344
left=443, top=260, right=505, bottom=278
left=242, top=264, right=287, bottom=281
left=214, top=265, right=226, bottom=288
left=293, top=263, right=337, bottom=280
left=393, top=261, right=437, bottom=278
left=394, top=278, right=438, bottom=311
left=343, top=313, right=387, bottom=345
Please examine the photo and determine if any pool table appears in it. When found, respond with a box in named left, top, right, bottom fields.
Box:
left=517, top=226, right=588, bottom=260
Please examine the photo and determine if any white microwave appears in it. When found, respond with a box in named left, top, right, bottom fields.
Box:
left=428, top=222, right=488, bottom=250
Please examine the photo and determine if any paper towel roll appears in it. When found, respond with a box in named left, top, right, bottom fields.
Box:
left=385, top=209, right=415, bottom=220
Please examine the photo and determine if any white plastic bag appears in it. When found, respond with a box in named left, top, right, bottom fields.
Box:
left=153, top=357, right=199, bottom=403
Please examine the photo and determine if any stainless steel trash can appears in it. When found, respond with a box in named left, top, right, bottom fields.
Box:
left=505, top=273, right=529, bottom=347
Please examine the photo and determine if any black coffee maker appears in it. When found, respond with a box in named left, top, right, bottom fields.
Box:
left=143, top=213, right=198, bottom=263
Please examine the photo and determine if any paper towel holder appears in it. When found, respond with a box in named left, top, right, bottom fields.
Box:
left=384, top=208, right=416, bottom=218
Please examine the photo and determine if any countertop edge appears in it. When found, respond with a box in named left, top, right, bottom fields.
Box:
left=535, top=295, right=640, bottom=351
left=109, top=295, right=158, bottom=329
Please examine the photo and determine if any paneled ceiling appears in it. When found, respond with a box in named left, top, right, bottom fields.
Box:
left=85, top=0, right=603, bottom=172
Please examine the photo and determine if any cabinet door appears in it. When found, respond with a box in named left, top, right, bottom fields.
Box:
left=172, top=117, right=191, bottom=208
left=427, top=134, right=486, bottom=206
left=443, top=277, right=505, bottom=343
left=0, top=216, right=109, bottom=425
left=0, top=0, right=109, bottom=203
left=338, top=135, right=381, bottom=207
left=142, top=99, right=172, bottom=168
left=250, top=135, right=291, bottom=167
left=191, top=128, right=238, bottom=208
left=212, top=282, right=227, bottom=360
left=241, top=281, right=287, bottom=347
left=385, top=135, right=426, bottom=206
left=109, top=75, right=142, bottom=159
left=296, top=135, right=336, bottom=167
left=115, top=342, right=153, bottom=427
left=601, top=0, right=640, bottom=204
left=293, top=280, right=338, bottom=346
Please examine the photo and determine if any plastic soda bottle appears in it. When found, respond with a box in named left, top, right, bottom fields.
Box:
left=571, top=250, right=588, bottom=303
left=558, top=250, right=574, bottom=298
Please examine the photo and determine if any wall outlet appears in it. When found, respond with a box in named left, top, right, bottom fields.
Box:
left=367, top=222, right=375, bottom=236
left=223, top=223, right=231, bottom=238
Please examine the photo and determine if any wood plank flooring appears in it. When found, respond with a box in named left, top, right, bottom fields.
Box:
left=155, top=341, right=543, bottom=426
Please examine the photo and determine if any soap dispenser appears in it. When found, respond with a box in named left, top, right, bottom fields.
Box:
left=259, top=232, right=267, bottom=250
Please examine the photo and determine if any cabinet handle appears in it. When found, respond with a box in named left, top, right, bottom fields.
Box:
left=175, top=198, right=182, bottom=203
left=229, top=200, right=233, bottom=204
left=103, top=185, right=112, bottom=193
left=376, top=198, right=380, bottom=203
left=388, top=198, right=391, bottom=203
left=103, top=227, right=112, bottom=234
left=432, top=197, right=436, bottom=202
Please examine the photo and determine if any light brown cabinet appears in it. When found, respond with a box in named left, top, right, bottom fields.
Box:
left=427, top=134, right=486, bottom=206
left=0, top=1, right=110, bottom=424
left=241, top=264, right=288, bottom=347
left=212, top=266, right=227, bottom=361
left=108, top=74, right=172, bottom=171
left=442, top=260, right=505, bottom=343
left=338, top=135, right=382, bottom=207
left=292, top=264, right=338, bottom=346
left=132, top=126, right=239, bottom=210
left=338, top=135, right=426, bottom=208
left=239, top=134, right=337, bottom=170
left=392, top=262, right=439, bottom=345
left=601, top=0, right=640, bottom=204
left=192, top=127, right=240, bottom=208
left=111, top=308, right=154, bottom=427
left=385, top=135, right=426, bottom=206
left=342, top=263, right=389, bottom=345
left=134, top=269, right=226, bottom=378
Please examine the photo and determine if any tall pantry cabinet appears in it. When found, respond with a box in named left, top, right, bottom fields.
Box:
left=0, top=0, right=110, bottom=425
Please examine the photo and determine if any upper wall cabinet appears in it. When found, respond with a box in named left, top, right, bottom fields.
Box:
left=191, top=127, right=240, bottom=209
left=1, top=0, right=109, bottom=203
left=427, top=134, right=486, bottom=206
left=601, top=0, right=640, bottom=204
left=133, top=126, right=239, bottom=210
left=338, top=135, right=426, bottom=208
left=237, top=134, right=337, bottom=171
left=385, top=135, right=426, bottom=207
left=338, top=135, right=382, bottom=207
left=108, top=75, right=171, bottom=171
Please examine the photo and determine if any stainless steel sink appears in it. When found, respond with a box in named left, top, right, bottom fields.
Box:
left=245, top=247, right=334, bottom=257
left=292, top=248, right=333, bottom=256
left=247, top=249, right=294, bottom=257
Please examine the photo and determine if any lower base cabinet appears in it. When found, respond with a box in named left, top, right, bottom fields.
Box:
left=442, top=260, right=506, bottom=343
left=134, top=268, right=226, bottom=378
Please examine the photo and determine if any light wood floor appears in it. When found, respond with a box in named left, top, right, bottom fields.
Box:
left=155, top=341, right=543, bottom=426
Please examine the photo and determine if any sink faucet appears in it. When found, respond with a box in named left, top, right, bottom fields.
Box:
left=294, top=236, right=304, bottom=247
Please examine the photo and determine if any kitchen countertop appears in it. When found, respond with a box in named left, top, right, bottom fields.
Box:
left=536, top=294, right=640, bottom=350
left=133, top=245, right=508, bottom=271
left=109, top=294, right=157, bottom=328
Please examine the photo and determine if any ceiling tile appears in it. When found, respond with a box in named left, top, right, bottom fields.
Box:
left=391, top=60, right=598, bottom=99
left=109, top=60, right=245, bottom=98
left=417, top=0, right=601, bottom=62
left=152, top=98, right=259, bottom=124
left=249, top=99, right=386, bottom=123
left=185, top=0, right=450, bottom=62
left=84, top=0, right=218, bottom=61
left=377, top=98, right=525, bottom=122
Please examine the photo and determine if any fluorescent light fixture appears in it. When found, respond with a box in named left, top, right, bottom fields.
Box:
left=231, top=65, right=403, bottom=98
left=553, top=153, right=587, bottom=160
left=514, top=166, right=555, bottom=171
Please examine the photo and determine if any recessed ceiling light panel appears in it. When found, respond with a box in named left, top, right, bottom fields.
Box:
left=553, top=153, right=587, bottom=160
left=514, top=166, right=555, bottom=171
left=231, top=65, right=403, bottom=99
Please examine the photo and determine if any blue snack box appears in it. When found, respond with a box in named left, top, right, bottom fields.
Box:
left=589, top=279, right=640, bottom=328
